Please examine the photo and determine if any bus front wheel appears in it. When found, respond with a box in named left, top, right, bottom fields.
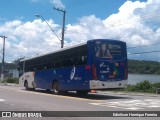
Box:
left=53, top=81, right=61, bottom=95
left=76, top=90, right=88, bottom=95
left=24, top=81, right=35, bottom=91
left=24, top=81, right=29, bottom=90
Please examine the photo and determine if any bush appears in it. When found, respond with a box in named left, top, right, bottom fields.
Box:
left=2, top=78, right=19, bottom=84
left=135, top=80, right=153, bottom=92
left=124, top=80, right=159, bottom=93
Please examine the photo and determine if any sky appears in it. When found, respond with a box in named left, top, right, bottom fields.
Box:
left=0, top=0, right=160, bottom=62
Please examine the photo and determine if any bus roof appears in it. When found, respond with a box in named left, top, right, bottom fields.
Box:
left=20, top=39, right=124, bottom=62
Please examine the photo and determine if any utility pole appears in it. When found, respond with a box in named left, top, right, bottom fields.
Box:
left=0, top=36, right=7, bottom=81
left=53, top=7, right=66, bottom=48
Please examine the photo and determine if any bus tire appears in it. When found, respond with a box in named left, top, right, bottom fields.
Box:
left=61, top=91, right=68, bottom=95
left=53, top=81, right=61, bottom=95
left=76, top=90, right=88, bottom=95
left=24, top=81, right=29, bottom=91
left=46, top=89, right=51, bottom=93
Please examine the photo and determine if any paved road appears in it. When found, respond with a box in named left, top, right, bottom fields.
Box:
left=0, top=85, right=160, bottom=120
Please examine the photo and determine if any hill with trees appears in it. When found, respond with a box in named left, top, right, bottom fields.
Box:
left=128, top=60, right=160, bottom=74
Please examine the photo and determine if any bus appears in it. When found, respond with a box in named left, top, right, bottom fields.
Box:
left=19, top=39, right=128, bottom=95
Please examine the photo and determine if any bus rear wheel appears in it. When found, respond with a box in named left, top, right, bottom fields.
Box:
left=53, top=81, right=61, bottom=95
left=46, top=89, right=51, bottom=93
left=76, top=90, right=88, bottom=95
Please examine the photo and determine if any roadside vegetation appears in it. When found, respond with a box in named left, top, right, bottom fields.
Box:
left=121, top=80, right=160, bottom=93
left=0, top=78, right=19, bottom=84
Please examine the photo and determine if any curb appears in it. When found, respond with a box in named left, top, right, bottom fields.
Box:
left=0, top=83, right=19, bottom=86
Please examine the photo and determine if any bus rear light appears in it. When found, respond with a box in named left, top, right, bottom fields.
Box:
left=85, top=65, right=91, bottom=70
left=92, top=64, right=97, bottom=80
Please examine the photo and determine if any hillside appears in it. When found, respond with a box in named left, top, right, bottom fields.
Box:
left=128, top=60, right=160, bottom=74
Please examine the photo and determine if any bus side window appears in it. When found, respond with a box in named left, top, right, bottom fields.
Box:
left=70, top=58, right=74, bottom=66
left=81, top=56, right=86, bottom=64
left=74, top=57, right=79, bottom=65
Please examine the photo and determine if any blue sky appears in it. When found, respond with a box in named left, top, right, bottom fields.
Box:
left=0, top=0, right=160, bottom=62
left=0, top=0, right=146, bottom=24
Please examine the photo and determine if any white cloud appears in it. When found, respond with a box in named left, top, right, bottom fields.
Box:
left=0, top=19, right=61, bottom=62
left=50, top=0, right=65, bottom=9
left=1, top=0, right=160, bottom=62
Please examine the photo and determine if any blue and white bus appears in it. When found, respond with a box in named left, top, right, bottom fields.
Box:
left=19, top=39, right=128, bottom=95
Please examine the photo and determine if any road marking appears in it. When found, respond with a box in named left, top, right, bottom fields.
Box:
left=0, top=99, right=5, bottom=102
left=20, top=91, right=104, bottom=102
left=90, top=99, right=160, bottom=110
left=1, top=88, right=103, bottom=102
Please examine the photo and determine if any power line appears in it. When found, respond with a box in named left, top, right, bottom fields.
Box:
left=65, top=27, right=160, bottom=45
left=5, top=29, right=160, bottom=59
left=65, top=22, right=160, bottom=41
left=128, top=50, right=160, bottom=55
left=127, top=42, right=160, bottom=49
left=4, top=23, right=160, bottom=53
left=57, top=14, right=160, bottom=40
left=105, top=12, right=160, bottom=27
left=77, top=13, right=160, bottom=31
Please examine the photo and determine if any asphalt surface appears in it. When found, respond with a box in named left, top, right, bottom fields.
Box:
left=0, top=85, right=160, bottom=120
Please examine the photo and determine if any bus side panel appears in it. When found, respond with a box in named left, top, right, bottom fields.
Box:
left=34, top=66, right=92, bottom=91
left=35, top=69, right=54, bottom=89
left=58, top=42, right=93, bottom=91
left=58, top=66, right=91, bottom=91
left=34, top=42, right=93, bottom=91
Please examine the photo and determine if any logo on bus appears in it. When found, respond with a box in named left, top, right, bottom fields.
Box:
left=100, top=62, right=104, bottom=67
left=70, top=67, right=76, bottom=80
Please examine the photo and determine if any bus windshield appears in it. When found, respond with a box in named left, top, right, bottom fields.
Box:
left=95, top=41, right=125, bottom=60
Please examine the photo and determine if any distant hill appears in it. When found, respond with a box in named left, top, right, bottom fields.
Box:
left=128, top=59, right=160, bottom=74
